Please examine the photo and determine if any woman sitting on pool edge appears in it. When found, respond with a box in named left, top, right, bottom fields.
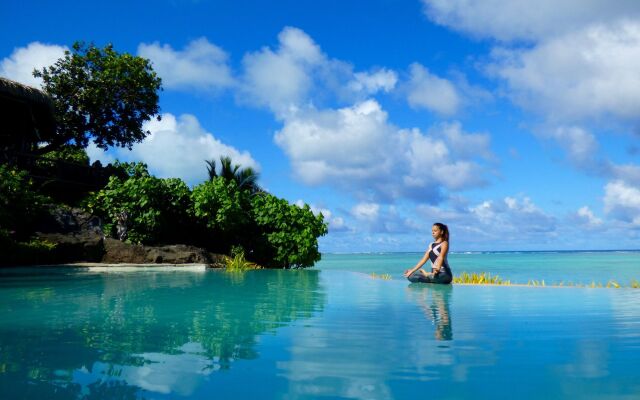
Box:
left=404, top=223, right=452, bottom=284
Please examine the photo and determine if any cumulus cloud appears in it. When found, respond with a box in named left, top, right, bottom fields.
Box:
left=413, top=194, right=558, bottom=248
left=470, top=196, right=556, bottom=233
left=347, top=68, right=398, bottom=95
left=535, top=125, right=640, bottom=188
left=274, top=100, right=393, bottom=187
left=239, top=27, right=401, bottom=116
left=350, top=203, right=412, bottom=233
left=610, top=164, right=640, bottom=187
left=352, top=202, right=380, bottom=221
left=574, top=206, right=603, bottom=228
left=240, top=27, right=328, bottom=115
left=0, top=42, right=67, bottom=87
left=91, top=113, right=258, bottom=186
left=406, top=63, right=460, bottom=115
left=274, top=100, right=494, bottom=202
left=490, top=21, right=640, bottom=123
left=138, top=38, right=234, bottom=91
left=604, top=180, right=640, bottom=226
left=535, top=126, right=611, bottom=176
left=421, top=0, right=640, bottom=42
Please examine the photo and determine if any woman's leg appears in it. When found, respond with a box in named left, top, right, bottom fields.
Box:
left=407, top=270, right=452, bottom=284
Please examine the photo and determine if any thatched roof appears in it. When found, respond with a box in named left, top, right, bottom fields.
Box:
left=0, top=76, right=56, bottom=142
left=0, top=76, right=53, bottom=106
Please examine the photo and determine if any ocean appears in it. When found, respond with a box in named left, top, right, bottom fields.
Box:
left=315, top=250, right=640, bottom=285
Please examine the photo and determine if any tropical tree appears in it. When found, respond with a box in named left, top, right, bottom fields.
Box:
left=32, top=41, right=162, bottom=155
left=205, top=156, right=261, bottom=193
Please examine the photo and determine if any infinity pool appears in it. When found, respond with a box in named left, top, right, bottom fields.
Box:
left=1, top=269, right=640, bottom=399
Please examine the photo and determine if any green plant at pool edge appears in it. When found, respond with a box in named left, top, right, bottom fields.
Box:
left=224, top=246, right=261, bottom=271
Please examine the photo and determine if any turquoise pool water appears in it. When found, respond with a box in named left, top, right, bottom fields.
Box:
left=1, top=267, right=640, bottom=399
left=317, top=251, right=640, bottom=284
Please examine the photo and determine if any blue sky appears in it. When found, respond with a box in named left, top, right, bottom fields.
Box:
left=2, top=0, right=640, bottom=252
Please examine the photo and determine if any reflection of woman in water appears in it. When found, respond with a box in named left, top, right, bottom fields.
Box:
left=407, top=285, right=453, bottom=341
left=404, top=223, right=453, bottom=284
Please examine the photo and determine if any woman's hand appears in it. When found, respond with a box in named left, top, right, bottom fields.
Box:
left=404, top=269, right=414, bottom=278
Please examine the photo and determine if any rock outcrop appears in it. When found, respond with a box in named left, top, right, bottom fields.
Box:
left=23, top=206, right=225, bottom=267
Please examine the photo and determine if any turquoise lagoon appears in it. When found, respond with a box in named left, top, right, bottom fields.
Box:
left=1, top=251, right=640, bottom=399
left=318, top=251, right=640, bottom=285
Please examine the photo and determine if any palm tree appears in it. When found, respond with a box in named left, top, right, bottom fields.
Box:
left=205, top=159, right=217, bottom=180
left=205, top=156, right=262, bottom=194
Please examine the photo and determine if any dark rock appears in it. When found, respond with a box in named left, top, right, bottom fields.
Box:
left=102, top=239, right=226, bottom=266
left=35, top=205, right=103, bottom=235
left=37, top=231, right=104, bottom=263
left=24, top=205, right=227, bottom=268
left=33, top=206, right=104, bottom=263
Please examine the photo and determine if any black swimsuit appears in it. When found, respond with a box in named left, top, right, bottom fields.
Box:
left=429, top=242, right=452, bottom=276
left=407, top=241, right=453, bottom=284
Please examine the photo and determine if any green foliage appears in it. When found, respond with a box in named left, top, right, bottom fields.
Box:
left=33, top=41, right=162, bottom=154
left=0, top=230, right=58, bottom=266
left=370, top=273, right=392, bottom=280
left=453, top=272, right=509, bottom=285
left=224, top=246, right=261, bottom=271
left=85, top=163, right=192, bottom=244
left=0, top=165, right=50, bottom=239
left=205, top=156, right=261, bottom=194
left=36, top=146, right=90, bottom=169
left=250, top=194, right=328, bottom=269
left=192, top=179, right=251, bottom=250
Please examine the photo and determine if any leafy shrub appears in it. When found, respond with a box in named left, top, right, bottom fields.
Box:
left=0, top=230, right=58, bottom=266
left=0, top=165, right=50, bottom=239
left=85, top=163, right=193, bottom=244
left=36, top=146, right=90, bottom=169
left=250, top=194, right=327, bottom=269
left=191, top=178, right=252, bottom=252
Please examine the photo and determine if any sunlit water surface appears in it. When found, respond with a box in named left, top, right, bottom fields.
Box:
left=1, top=268, right=640, bottom=399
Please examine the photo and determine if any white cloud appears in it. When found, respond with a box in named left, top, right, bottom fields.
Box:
left=545, top=127, right=598, bottom=165
left=347, top=68, right=398, bottom=95
left=406, top=63, right=460, bottom=115
left=240, top=27, right=327, bottom=115
left=470, top=196, right=556, bottom=233
left=439, top=121, right=493, bottom=160
left=274, top=100, right=393, bottom=187
left=85, top=143, right=116, bottom=166
left=575, top=206, right=603, bottom=227
left=93, top=113, right=258, bottom=186
left=537, top=126, right=606, bottom=173
left=349, top=203, right=412, bottom=234
left=490, top=21, right=640, bottom=123
left=138, top=38, right=234, bottom=91
left=421, top=0, right=640, bottom=42
left=412, top=194, right=559, bottom=248
left=604, top=180, right=640, bottom=225
left=610, top=164, right=640, bottom=187
left=0, top=42, right=67, bottom=87
left=352, top=203, right=380, bottom=221
left=274, top=100, right=494, bottom=201
left=401, top=122, right=493, bottom=191
left=239, top=27, right=401, bottom=116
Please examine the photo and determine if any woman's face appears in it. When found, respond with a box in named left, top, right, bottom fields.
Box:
left=432, top=225, right=442, bottom=240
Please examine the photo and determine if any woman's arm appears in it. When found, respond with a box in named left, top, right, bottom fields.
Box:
left=432, top=241, right=449, bottom=273
left=404, top=245, right=432, bottom=277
